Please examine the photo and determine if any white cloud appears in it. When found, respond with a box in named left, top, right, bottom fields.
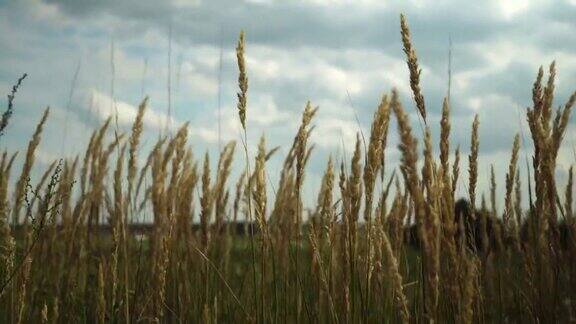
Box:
left=91, top=89, right=177, bottom=131
left=172, top=0, right=202, bottom=8
left=90, top=89, right=234, bottom=145
left=179, top=66, right=219, bottom=96
left=466, top=93, right=514, bottom=113
left=302, top=0, right=386, bottom=5
left=496, top=0, right=531, bottom=19
left=249, top=95, right=291, bottom=125
left=311, top=116, right=359, bottom=151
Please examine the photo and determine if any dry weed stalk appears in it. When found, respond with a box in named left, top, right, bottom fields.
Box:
left=0, top=17, right=574, bottom=324
left=400, top=14, right=426, bottom=124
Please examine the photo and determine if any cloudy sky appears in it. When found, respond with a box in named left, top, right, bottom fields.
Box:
left=1, top=0, right=576, bottom=211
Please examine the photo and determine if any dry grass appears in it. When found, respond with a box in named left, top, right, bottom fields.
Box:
left=0, top=14, right=575, bottom=323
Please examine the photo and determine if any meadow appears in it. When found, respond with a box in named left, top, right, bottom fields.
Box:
left=0, top=14, right=575, bottom=323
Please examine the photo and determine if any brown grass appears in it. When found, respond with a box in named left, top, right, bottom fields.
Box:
left=0, top=14, right=574, bottom=323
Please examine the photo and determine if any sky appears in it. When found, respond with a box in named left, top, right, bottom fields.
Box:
left=1, top=0, right=576, bottom=213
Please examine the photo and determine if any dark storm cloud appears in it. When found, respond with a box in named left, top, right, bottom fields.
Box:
left=45, top=0, right=508, bottom=50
